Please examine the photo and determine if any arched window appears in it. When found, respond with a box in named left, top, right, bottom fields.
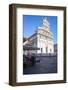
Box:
left=50, top=49, right=52, bottom=53
left=41, top=48, right=43, bottom=53
left=46, top=47, right=48, bottom=53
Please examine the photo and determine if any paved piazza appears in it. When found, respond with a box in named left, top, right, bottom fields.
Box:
left=23, top=55, right=57, bottom=75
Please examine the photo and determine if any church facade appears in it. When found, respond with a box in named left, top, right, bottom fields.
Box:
left=24, top=18, right=54, bottom=54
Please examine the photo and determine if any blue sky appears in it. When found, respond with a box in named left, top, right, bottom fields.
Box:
left=23, top=15, right=57, bottom=44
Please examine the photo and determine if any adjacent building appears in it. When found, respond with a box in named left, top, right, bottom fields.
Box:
left=54, top=44, right=57, bottom=54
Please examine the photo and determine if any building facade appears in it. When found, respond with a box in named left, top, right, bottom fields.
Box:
left=24, top=18, right=54, bottom=54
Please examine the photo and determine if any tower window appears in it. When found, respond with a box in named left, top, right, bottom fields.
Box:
left=40, top=36, right=41, bottom=38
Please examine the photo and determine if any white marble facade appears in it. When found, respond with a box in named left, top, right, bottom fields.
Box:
left=25, top=18, right=54, bottom=54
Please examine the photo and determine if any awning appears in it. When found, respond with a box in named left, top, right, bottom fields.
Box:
left=23, top=46, right=40, bottom=50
